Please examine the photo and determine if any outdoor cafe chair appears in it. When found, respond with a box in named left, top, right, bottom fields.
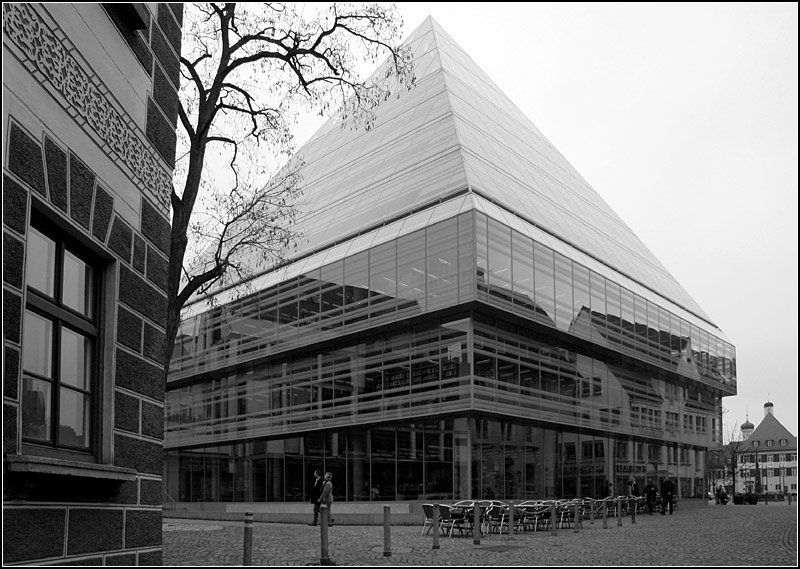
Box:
left=603, top=496, right=618, bottom=517
left=450, top=501, right=480, bottom=537
left=515, top=502, right=541, bottom=532
left=438, top=504, right=468, bottom=537
left=484, top=504, right=509, bottom=534
left=555, top=500, right=578, bottom=529
left=421, top=503, right=435, bottom=535
left=527, top=502, right=552, bottom=532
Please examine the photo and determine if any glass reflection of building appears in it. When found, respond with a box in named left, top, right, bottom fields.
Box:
left=164, top=18, right=736, bottom=506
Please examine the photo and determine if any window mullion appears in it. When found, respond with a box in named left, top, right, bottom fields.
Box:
left=27, top=293, right=96, bottom=336
left=53, top=319, right=62, bottom=446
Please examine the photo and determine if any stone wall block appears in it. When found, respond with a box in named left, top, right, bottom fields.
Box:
left=2, top=508, right=65, bottom=563
left=3, top=402, right=18, bottom=454
left=45, top=136, right=69, bottom=212
left=105, top=553, right=136, bottom=565
left=140, top=479, right=162, bottom=506
left=146, top=97, right=177, bottom=167
left=142, top=322, right=166, bottom=366
left=115, top=349, right=164, bottom=401
left=140, top=199, right=170, bottom=256
left=150, top=25, right=180, bottom=88
left=125, top=510, right=162, bottom=549
left=3, top=233, right=25, bottom=288
left=132, top=234, right=146, bottom=274
left=3, top=290, right=22, bottom=344
left=167, top=3, right=183, bottom=25
left=141, top=401, right=164, bottom=440
left=117, top=305, right=143, bottom=352
left=114, top=390, right=140, bottom=433
left=69, top=152, right=96, bottom=230
left=8, top=123, right=46, bottom=197
left=152, top=64, right=179, bottom=126
left=157, top=5, right=182, bottom=56
left=137, top=550, right=163, bottom=565
left=67, top=509, right=123, bottom=555
left=119, top=265, right=167, bottom=328
left=3, top=175, right=29, bottom=234
left=107, top=216, right=133, bottom=264
left=91, top=184, right=114, bottom=243
left=145, top=245, right=168, bottom=292
left=4, top=346, right=20, bottom=399
left=114, top=434, right=162, bottom=475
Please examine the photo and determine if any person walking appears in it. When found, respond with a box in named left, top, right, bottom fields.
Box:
left=318, top=471, right=334, bottom=526
left=660, top=478, right=675, bottom=515
left=644, top=480, right=657, bottom=514
left=309, top=470, right=324, bottom=526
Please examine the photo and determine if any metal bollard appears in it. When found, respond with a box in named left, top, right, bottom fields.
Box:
left=589, top=499, right=594, bottom=524
left=573, top=501, right=580, bottom=533
left=320, top=505, right=331, bottom=565
left=602, top=500, right=608, bottom=529
left=509, top=503, right=515, bottom=534
left=432, top=504, right=440, bottom=550
left=383, top=505, right=391, bottom=557
left=473, top=505, right=482, bottom=545
left=630, top=498, right=636, bottom=524
left=617, top=499, right=622, bottom=526
left=550, top=502, right=557, bottom=536
left=243, top=511, right=253, bottom=566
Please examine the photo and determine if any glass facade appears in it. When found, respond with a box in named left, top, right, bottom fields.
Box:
left=166, top=418, right=707, bottom=503
left=166, top=209, right=733, bottom=502
left=164, top=18, right=736, bottom=505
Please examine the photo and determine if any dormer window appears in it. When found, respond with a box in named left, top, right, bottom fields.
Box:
left=753, top=441, right=759, bottom=448
left=766, top=440, right=773, bottom=447
left=780, top=439, right=787, bottom=446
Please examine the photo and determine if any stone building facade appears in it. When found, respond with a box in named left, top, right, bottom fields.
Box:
left=737, top=403, right=797, bottom=496
left=3, top=3, right=181, bottom=565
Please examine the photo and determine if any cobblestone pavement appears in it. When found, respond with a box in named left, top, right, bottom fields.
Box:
left=163, top=501, right=797, bottom=566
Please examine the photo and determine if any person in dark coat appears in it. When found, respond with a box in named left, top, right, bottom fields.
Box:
left=660, top=478, right=675, bottom=515
left=644, top=480, right=658, bottom=514
left=318, top=471, right=334, bottom=526
left=309, top=470, right=324, bottom=525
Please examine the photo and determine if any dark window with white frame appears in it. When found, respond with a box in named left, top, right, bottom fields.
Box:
left=21, top=217, right=100, bottom=454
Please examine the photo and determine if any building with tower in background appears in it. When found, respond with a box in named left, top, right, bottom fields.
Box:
left=736, top=402, right=797, bottom=497
left=162, top=17, right=736, bottom=522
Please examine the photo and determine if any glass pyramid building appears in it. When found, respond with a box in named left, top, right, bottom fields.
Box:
left=165, top=18, right=736, bottom=510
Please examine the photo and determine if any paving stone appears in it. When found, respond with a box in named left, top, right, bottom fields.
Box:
left=162, top=501, right=798, bottom=566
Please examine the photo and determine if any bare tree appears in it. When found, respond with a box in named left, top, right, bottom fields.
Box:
left=165, top=2, right=415, bottom=377
left=708, top=414, right=749, bottom=499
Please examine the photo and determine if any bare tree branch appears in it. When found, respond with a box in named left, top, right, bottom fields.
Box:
left=164, top=2, right=415, bottom=379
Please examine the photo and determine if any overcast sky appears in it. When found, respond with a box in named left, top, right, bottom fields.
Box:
left=295, top=2, right=799, bottom=436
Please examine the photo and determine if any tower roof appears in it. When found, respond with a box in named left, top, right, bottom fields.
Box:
left=744, top=412, right=797, bottom=451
